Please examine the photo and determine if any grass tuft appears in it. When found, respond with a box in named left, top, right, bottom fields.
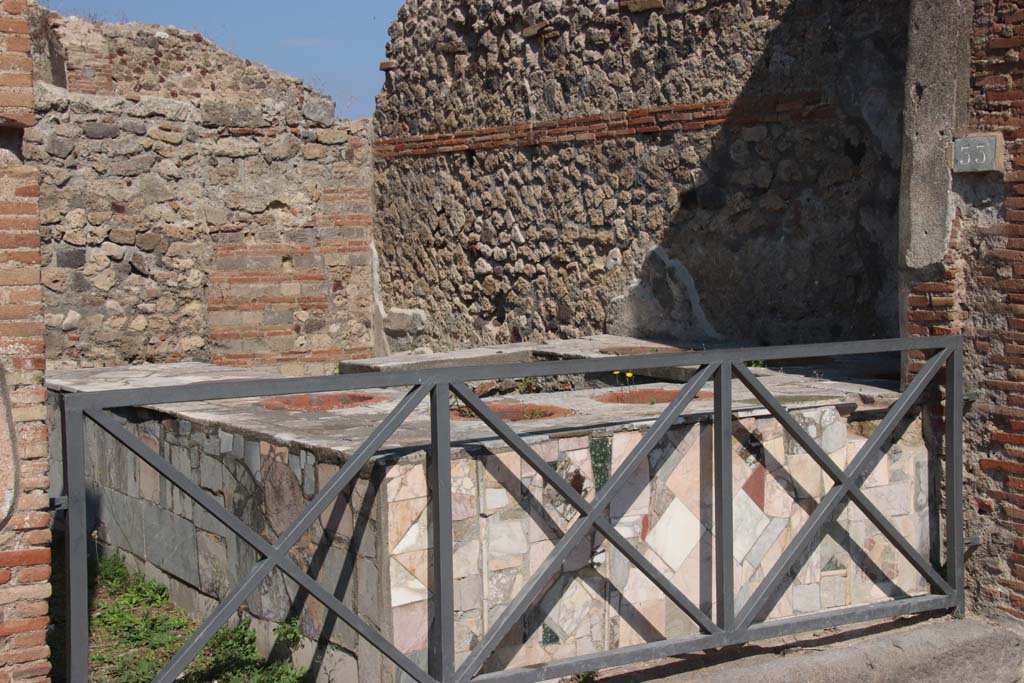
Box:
left=89, top=553, right=307, bottom=683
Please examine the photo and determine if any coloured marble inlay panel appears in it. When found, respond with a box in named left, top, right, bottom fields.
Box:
left=384, top=408, right=935, bottom=670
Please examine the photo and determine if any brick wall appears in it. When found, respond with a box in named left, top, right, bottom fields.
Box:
left=913, top=0, right=1024, bottom=618
left=48, top=14, right=111, bottom=96
left=905, top=211, right=964, bottom=376
left=0, top=0, right=51, bottom=680
left=0, top=0, right=31, bottom=129
left=206, top=172, right=377, bottom=373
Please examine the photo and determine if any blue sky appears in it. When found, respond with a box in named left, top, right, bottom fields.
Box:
left=39, top=0, right=407, bottom=119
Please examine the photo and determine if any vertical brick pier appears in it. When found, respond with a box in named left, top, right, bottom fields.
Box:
left=0, top=0, right=51, bottom=681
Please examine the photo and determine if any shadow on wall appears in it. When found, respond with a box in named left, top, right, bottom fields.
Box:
left=0, top=366, right=18, bottom=528
left=610, top=0, right=908, bottom=346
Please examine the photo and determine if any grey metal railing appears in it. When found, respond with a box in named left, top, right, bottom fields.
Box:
left=56, top=336, right=965, bottom=683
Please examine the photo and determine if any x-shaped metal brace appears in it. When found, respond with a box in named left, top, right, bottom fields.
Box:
left=87, top=383, right=440, bottom=683
left=454, top=349, right=954, bottom=680
left=451, top=364, right=720, bottom=682
left=733, top=348, right=953, bottom=629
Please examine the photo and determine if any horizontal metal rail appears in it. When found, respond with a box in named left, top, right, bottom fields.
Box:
left=62, top=336, right=954, bottom=411
left=56, top=336, right=965, bottom=683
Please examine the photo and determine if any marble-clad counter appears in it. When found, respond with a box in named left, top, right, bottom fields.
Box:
left=47, top=359, right=933, bottom=681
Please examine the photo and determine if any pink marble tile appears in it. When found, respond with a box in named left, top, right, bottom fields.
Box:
left=483, top=450, right=523, bottom=499
left=666, top=448, right=712, bottom=529
left=612, top=431, right=644, bottom=471
left=533, top=440, right=560, bottom=463
left=529, top=539, right=554, bottom=572
left=559, top=436, right=590, bottom=453
left=394, top=549, right=429, bottom=587
left=389, top=496, right=428, bottom=552
left=610, top=456, right=650, bottom=519
left=392, top=600, right=429, bottom=653
left=452, top=493, right=478, bottom=521
left=673, top=542, right=715, bottom=606
left=387, top=463, right=428, bottom=502
left=786, top=450, right=825, bottom=500
left=508, top=642, right=549, bottom=668
left=618, top=600, right=665, bottom=647
left=763, top=469, right=795, bottom=518
left=563, top=448, right=594, bottom=490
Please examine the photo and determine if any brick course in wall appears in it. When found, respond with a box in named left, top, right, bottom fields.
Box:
left=0, top=0, right=50, bottom=680
left=375, top=93, right=835, bottom=159
left=0, top=0, right=31, bottom=130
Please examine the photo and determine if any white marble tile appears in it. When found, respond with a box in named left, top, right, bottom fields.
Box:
left=733, top=490, right=771, bottom=562
left=489, top=518, right=529, bottom=557
left=646, top=498, right=702, bottom=572
left=390, top=560, right=429, bottom=607
left=485, top=488, right=509, bottom=513
left=792, top=583, right=821, bottom=613
left=745, top=516, right=787, bottom=568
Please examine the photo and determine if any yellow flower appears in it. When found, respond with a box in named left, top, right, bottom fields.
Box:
left=613, top=370, right=621, bottom=375
left=625, top=372, right=634, bottom=379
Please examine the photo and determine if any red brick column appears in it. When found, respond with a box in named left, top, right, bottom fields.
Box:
left=911, top=0, right=1024, bottom=618
left=0, top=0, right=51, bottom=680
left=905, top=212, right=963, bottom=366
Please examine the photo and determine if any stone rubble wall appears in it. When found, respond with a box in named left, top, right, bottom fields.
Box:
left=0, top=1, right=51, bottom=681
left=27, top=8, right=379, bottom=376
left=373, top=0, right=909, bottom=352
left=35, top=6, right=340, bottom=111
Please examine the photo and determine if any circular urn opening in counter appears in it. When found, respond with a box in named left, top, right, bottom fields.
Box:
left=259, top=392, right=389, bottom=412
left=451, top=402, right=573, bottom=422
left=595, top=388, right=714, bottom=405
left=598, top=344, right=686, bottom=356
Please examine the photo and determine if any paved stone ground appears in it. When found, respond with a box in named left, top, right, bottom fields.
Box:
left=587, top=617, right=1024, bottom=682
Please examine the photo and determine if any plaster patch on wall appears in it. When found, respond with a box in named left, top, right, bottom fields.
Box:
left=952, top=174, right=1006, bottom=228
left=607, top=247, right=723, bottom=342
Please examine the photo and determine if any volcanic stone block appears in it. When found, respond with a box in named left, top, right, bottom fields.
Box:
left=143, top=501, right=200, bottom=588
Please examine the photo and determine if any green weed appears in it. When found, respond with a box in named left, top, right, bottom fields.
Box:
left=273, top=617, right=304, bottom=649
left=522, top=407, right=549, bottom=420
left=90, top=553, right=307, bottom=683
left=515, top=376, right=543, bottom=394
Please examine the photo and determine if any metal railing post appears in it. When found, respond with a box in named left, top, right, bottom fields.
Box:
left=714, top=363, right=734, bottom=630
left=61, top=398, right=90, bottom=682
left=945, top=341, right=965, bottom=616
left=428, top=383, right=456, bottom=681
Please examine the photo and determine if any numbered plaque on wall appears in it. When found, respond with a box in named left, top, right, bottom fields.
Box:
left=951, top=134, right=1004, bottom=174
